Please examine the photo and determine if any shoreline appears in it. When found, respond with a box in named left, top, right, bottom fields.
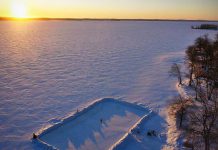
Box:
left=0, top=17, right=218, bottom=22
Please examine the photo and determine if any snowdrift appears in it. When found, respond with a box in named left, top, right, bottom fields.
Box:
left=34, top=98, right=152, bottom=150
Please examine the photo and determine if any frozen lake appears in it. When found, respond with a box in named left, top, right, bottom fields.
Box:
left=0, top=20, right=217, bottom=149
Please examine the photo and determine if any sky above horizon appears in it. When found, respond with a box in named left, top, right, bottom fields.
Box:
left=0, top=0, right=218, bottom=20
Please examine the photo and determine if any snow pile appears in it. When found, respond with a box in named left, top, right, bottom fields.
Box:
left=35, top=98, right=151, bottom=150
left=165, top=107, right=181, bottom=149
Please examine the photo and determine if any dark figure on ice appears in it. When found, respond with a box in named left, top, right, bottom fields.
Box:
left=147, top=130, right=157, bottom=137
left=33, top=133, right=38, bottom=139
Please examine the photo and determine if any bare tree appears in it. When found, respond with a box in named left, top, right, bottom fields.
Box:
left=169, top=63, right=182, bottom=85
left=176, top=95, right=190, bottom=128
left=188, top=89, right=218, bottom=150
left=186, top=45, right=197, bottom=86
left=169, top=95, right=191, bottom=129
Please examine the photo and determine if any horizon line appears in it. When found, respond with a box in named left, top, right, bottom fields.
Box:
left=0, top=17, right=218, bottom=22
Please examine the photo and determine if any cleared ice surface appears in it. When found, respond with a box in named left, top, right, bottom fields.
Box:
left=111, top=113, right=167, bottom=150
left=38, top=98, right=149, bottom=150
left=0, top=20, right=217, bottom=149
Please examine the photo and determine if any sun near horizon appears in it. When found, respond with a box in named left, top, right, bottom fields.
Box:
left=11, top=1, right=28, bottom=18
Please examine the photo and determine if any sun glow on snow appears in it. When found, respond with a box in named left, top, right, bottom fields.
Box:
left=11, top=2, right=28, bottom=18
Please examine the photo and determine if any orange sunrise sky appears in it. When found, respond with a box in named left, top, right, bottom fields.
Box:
left=0, top=0, right=218, bottom=20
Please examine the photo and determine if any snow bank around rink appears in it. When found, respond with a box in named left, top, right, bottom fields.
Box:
left=33, top=98, right=152, bottom=150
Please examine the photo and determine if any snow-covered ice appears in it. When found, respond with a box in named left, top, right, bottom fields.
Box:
left=0, top=20, right=217, bottom=149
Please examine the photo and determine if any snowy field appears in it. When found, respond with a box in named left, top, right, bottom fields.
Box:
left=0, top=20, right=217, bottom=149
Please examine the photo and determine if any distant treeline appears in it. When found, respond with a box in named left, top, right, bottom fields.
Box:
left=192, top=24, right=218, bottom=30
left=0, top=17, right=218, bottom=22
